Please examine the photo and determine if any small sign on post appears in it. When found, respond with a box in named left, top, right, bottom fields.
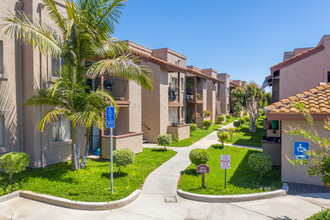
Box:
left=106, top=105, right=115, bottom=194
left=294, top=142, right=309, bottom=160
left=221, top=155, right=230, bottom=189
left=196, top=164, right=210, bottom=188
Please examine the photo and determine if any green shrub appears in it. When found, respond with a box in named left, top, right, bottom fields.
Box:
left=217, top=116, right=225, bottom=124
left=248, top=153, right=272, bottom=178
left=157, top=134, right=172, bottom=150
left=227, top=127, right=236, bottom=141
left=189, top=148, right=209, bottom=166
left=190, top=124, right=197, bottom=132
left=203, top=110, right=211, bottom=117
left=113, top=148, right=135, bottom=174
left=233, top=120, right=241, bottom=129
left=307, top=209, right=330, bottom=220
left=238, top=118, right=246, bottom=126
left=202, top=120, right=212, bottom=129
left=243, top=116, right=250, bottom=122
left=217, top=131, right=229, bottom=147
left=226, top=115, right=232, bottom=120
left=173, top=133, right=179, bottom=142
left=0, top=152, right=30, bottom=182
left=320, top=157, right=330, bottom=187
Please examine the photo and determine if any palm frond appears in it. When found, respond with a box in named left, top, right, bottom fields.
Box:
left=1, top=11, right=61, bottom=57
left=38, top=108, right=65, bottom=132
left=86, top=53, right=153, bottom=90
left=42, top=0, right=66, bottom=35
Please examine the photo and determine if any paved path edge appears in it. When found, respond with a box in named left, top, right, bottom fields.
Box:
left=0, top=189, right=141, bottom=211
left=177, top=183, right=289, bottom=203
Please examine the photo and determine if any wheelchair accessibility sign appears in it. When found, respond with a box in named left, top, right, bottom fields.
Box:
left=294, top=142, right=309, bottom=160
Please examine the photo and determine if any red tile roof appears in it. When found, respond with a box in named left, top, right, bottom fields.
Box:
left=265, top=83, right=330, bottom=120
left=131, top=49, right=223, bottom=83
left=270, top=44, right=325, bottom=72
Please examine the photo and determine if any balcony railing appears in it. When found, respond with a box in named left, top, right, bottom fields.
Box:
left=104, top=77, right=129, bottom=100
left=186, top=89, right=203, bottom=101
left=168, top=87, right=179, bottom=102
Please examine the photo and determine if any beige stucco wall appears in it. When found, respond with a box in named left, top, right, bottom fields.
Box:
left=0, top=0, right=21, bottom=157
left=129, top=81, right=142, bottom=133
left=0, top=0, right=85, bottom=168
left=167, top=125, right=190, bottom=141
left=101, top=133, right=143, bottom=159
left=281, top=120, right=327, bottom=185
left=278, top=38, right=330, bottom=100
left=218, top=73, right=230, bottom=115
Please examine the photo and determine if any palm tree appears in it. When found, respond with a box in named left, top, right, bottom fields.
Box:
left=26, top=70, right=117, bottom=171
left=1, top=0, right=153, bottom=170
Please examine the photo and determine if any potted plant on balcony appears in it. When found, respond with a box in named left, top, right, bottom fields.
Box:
left=197, top=93, right=201, bottom=100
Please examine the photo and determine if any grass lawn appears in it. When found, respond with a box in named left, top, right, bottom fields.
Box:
left=221, top=116, right=242, bottom=125
left=224, top=118, right=265, bottom=147
left=178, top=145, right=281, bottom=195
left=0, top=148, right=176, bottom=202
left=170, top=124, right=221, bottom=147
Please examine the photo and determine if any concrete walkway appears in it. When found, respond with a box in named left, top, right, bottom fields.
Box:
left=0, top=129, right=329, bottom=220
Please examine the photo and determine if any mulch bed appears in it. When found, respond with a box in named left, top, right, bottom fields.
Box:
left=287, top=183, right=329, bottom=195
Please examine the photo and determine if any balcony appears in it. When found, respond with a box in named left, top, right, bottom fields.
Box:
left=186, top=89, right=203, bottom=104
left=103, top=77, right=130, bottom=107
left=168, top=87, right=179, bottom=103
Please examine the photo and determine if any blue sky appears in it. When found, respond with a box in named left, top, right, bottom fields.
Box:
left=114, top=0, right=330, bottom=86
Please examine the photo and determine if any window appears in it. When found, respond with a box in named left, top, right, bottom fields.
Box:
left=52, top=115, right=71, bottom=142
left=328, top=72, right=330, bottom=83
left=0, top=116, right=3, bottom=147
left=0, top=41, right=3, bottom=73
left=181, top=78, right=184, bottom=90
left=51, top=57, right=61, bottom=77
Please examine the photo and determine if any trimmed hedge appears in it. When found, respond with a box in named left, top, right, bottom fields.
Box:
left=189, top=148, right=209, bottom=166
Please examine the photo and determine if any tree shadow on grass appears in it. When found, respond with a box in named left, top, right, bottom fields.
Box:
left=228, top=150, right=281, bottom=190
left=101, top=172, right=128, bottom=179
left=181, top=168, right=199, bottom=177
left=151, top=148, right=167, bottom=152
left=211, top=144, right=224, bottom=150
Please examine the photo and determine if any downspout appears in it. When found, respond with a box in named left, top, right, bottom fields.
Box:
left=38, top=3, right=45, bottom=167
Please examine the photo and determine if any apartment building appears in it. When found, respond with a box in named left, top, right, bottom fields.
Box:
left=0, top=0, right=87, bottom=168
left=266, top=35, right=330, bottom=102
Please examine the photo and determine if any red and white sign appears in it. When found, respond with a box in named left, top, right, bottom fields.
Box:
left=221, top=155, right=230, bottom=169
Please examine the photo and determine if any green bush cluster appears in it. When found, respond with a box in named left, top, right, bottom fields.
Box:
left=157, top=134, right=172, bottom=149
left=0, top=152, right=30, bottom=182
left=190, top=124, right=197, bottom=132
left=243, top=116, right=250, bottom=122
left=189, top=148, right=209, bottom=166
left=217, top=131, right=229, bottom=147
left=248, top=153, right=272, bottom=178
left=113, top=148, right=135, bottom=174
left=217, top=115, right=225, bottom=124
left=226, top=115, right=232, bottom=120
left=238, top=118, right=246, bottom=125
left=320, top=157, right=330, bottom=187
left=233, top=120, right=241, bottom=129
left=307, top=209, right=330, bottom=220
left=202, top=120, right=212, bottom=129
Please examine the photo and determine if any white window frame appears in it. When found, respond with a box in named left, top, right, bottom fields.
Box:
left=52, top=115, right=72, bottom=143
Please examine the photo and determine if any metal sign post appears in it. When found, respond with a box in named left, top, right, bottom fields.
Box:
left=106, top=104, right=115, bottom=194
left=221, top=155, right=230, bottom=189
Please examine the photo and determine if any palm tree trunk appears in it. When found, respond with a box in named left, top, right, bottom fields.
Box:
left=71, top=122, right=79, bottom=171
left=80, top=127, right=91, bottom=169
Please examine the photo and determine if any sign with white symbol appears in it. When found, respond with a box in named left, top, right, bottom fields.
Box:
left=106, top=106, right=115, bottom=128
left=196, top=164, right=210, bottom=173
left=221, top=155, right=230, bottom=169
left=294, top=142, right=309, bottom=160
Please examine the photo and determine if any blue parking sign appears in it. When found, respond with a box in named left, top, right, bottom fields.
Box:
left=106, top=106, right=115, bottom=128
left=294, top=142, right=309, bottom=160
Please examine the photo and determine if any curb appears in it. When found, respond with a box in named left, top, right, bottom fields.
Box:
left=0, top=190, right=141, bottom=211
left=177, top=183, right=288, bottom=203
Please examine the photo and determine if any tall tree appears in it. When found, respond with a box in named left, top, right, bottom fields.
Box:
left=231, top=82, right=263, bottom=132
left=1, top=0, right=153, bottom=170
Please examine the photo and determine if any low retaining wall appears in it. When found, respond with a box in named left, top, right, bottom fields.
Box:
left=0, top=190, right=141, bottom=211
left=177, top=183, right=288, bottom=203
left=167, top=124, right=190, bottom=140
